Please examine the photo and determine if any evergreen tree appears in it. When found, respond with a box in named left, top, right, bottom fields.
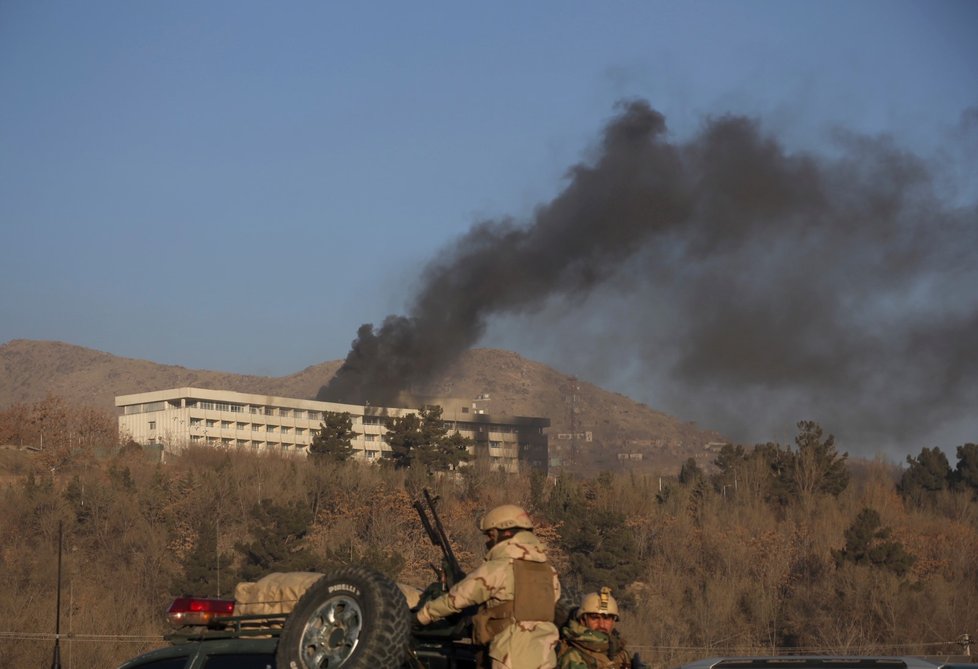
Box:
left=545, top=480, right=642, bottom=594
left=384, top=412, right=422, bottom=469
left=898, top=446, right=950, bottom=505
left=679, top=457, right=703, bottom=485
left=173, top=517, right=234, bottom=597
left=235, top=499, right=318, bottom=581
left=755, top=441, right=795, bottom=505
left=309, top=411, right=358, bottom=462
left=832, top=508, right=915, bottom=577
left=711, top=443, right=750, bottom=497
left=384, top=405, right=472, bottom=471
left=788, top=420, right=849, bottom=498
left=713, top=443, right=746, bottom=478
left=952, top=443, right=978, bottom=493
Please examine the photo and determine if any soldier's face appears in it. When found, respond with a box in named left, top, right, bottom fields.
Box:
left=484, top=530, right=498, bottom=550
left=582, top=613, right=616, bottom=634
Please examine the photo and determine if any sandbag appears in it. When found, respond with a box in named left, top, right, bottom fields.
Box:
left=234, top=572, right=323, bottom=615
left=233, top=571, right=423, bottom=615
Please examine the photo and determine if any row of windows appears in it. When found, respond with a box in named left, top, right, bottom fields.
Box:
left=187, top=435, right=384, bottom=458
left=123, top=402, right=165, bottom=415
left=187, top=401, right=328, bottom=420
left=188, top=418, right=310, bottom=434
left=189, top=435, right=305, bottom=449
left=149, top=419, right=386, bottom=443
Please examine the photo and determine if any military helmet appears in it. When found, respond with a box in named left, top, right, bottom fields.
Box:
left=579, top=587, right=620, bottom=620
left=479, top=504, right=534, bottom=532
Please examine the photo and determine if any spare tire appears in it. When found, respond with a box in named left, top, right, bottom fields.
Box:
left=276, top=566, right=412, bottom=669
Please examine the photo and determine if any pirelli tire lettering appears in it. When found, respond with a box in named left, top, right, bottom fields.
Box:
left=276, top=566, right=413, bottom=669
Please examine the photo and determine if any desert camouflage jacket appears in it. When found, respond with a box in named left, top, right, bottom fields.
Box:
left=557, top=620, right=631, bottom=669
left=417, top=530, right=561, bottom=669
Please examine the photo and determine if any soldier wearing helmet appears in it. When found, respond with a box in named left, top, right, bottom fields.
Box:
left=416, top=503, right=562, bottom=668
left=557, top=587, right=632, bottom=669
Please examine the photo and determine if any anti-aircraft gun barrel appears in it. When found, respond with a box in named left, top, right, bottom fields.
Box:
left=413, top=488, right=465, bottom=586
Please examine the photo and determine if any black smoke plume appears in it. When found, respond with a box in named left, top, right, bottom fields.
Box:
left=319, top=100, right=977, bottom=453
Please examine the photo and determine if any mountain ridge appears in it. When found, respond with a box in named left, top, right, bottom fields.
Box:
left=0, top=338, right=726, bottom=471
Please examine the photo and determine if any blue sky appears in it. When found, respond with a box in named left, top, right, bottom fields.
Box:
left=2, top=1, right=976, bottom=456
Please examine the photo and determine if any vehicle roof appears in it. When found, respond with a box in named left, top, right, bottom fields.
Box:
left=115, top=636, right=279, bottom=669
left=677, top=657, right=945, bottom=669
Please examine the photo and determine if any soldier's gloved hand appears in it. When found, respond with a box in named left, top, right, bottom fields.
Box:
left=416, top=608, right=433, bottom=626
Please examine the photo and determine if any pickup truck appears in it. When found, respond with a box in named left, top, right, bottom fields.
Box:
left=115, top=566, right=479, bottom=669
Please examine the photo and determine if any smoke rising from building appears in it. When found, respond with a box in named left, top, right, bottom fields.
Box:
left=319, top=99, right=977, bottom=453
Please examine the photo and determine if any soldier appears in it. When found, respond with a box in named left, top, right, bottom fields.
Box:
left=415, top=504, right=562, bottom=669
left=557, top=587, right=632, bottom=669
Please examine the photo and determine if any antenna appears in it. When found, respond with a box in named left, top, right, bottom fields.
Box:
left=51, top=520, right=63, bottom=669
left=216, top=517, right=221, bottom=598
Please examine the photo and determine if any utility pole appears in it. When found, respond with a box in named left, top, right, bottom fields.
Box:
left=567, top=377, right=580, bottom=461
left=51, top=521, right=63, bottom=669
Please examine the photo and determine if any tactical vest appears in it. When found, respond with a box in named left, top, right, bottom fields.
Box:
left=562, top=647, right=613, bottom=669
left=471, top=559, right=556, bottom=644
left=557, top=644, right=630, bottom=669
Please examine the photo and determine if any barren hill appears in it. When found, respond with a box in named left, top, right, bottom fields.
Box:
left=0, top=339, right=725, bottom=472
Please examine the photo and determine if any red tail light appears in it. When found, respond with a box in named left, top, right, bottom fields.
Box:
left=167, top=597, right=235, bottom=626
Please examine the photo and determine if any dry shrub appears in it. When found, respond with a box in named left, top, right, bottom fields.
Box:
left=4, top=421, right=978, bottom=667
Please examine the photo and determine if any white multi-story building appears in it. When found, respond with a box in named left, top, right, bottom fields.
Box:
left=115, top=387, right=550, bottom=473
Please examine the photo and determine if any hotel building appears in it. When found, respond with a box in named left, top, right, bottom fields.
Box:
left=115, top=387, right=550, bottom=473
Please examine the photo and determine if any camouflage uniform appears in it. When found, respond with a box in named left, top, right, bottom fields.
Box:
left=416, top=529, right=561, bottom=669
left=557, top=619, right=631, bottom=669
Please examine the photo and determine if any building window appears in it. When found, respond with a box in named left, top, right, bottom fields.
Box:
left=222, top=421, right=232, bottom=429
left=148, top=421, right=156, bottom=431
left=206, top=419, right=217, bottom=428
left=190, top=418, right=202, bottom=427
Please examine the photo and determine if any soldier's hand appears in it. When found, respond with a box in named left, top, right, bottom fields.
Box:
left=416, top=608, right=433, bottom=626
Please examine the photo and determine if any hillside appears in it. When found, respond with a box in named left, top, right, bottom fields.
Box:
left=0, top=338, right=725, bottom=471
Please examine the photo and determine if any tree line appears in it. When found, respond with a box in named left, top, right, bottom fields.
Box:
left=1, top=398, right=977, bottom=668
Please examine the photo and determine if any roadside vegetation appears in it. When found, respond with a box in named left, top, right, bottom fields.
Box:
left=1, top=397, right=977, bottom=668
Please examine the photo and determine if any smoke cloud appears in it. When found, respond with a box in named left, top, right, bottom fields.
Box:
left=319, top=100, right=977, bottom=454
